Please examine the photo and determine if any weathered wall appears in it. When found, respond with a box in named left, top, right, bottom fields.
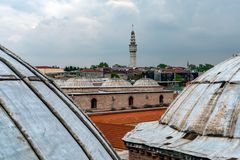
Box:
left=62, top=86, right=164, bottom=93
left=128, top=148, right=182, bottom=160
left=71, top=92, right=173, bottom=111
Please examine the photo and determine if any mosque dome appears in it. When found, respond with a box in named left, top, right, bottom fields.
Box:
left=0, top=45, right=119, bottom=160
left=64, top=78, right=94, bottom=87
left=124, top=55, right=240, bottom=159
left=102, top=78, right=132, bottom=87
left=133, top=78, right=159, bottom=87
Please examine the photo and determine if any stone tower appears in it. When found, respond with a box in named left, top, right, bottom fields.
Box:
left=129, top=25, right=137, bottom=68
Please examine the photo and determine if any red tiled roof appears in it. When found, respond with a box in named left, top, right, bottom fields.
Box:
left=89, top=108, right=167, bottom=149
left=90, top=108, right=166, bottom=124
left=162, top=67, right=187, bottom=73
left=35, top=66, right=52, bottom=69
left=94, top=123, right=134, bottom=149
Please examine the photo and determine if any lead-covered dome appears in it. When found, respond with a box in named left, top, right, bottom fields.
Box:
left=0, top=45, right=119, bottom=160
left=133, top=78, right=159, bottom=87
left=102, top=78, right=132, bottom=87
left=56, top=78, right=94, bottom=87
left=124, top=55, right=240, bottom=159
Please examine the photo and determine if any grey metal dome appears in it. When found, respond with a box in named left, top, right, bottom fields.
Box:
left=102, top=78, right=132, bottom=87
left=133, top=78, right=159, bottom=87
left=56, top=78, right=94, bottom=87
left=0, top=45, right=119, bottom=160
left=124, top=55, right=240, bottom=159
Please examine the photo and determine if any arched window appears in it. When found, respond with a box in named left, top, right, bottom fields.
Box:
left=159, top=95, right=164, bottom=105
left=91, top=98, right=97, bottom=109
left=129, top=96, right=134, bottom=106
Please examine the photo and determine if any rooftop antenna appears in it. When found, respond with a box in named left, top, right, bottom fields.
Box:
left=132, top=24, right=134, bottom=31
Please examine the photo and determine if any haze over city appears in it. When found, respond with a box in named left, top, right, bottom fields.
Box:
left=1, top=0, right=240, bottom=67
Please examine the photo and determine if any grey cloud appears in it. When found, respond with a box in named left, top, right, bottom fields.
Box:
left=0, top=0, right=240, bottom=67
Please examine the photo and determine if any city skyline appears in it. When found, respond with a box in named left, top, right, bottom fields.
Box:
left=1, top=0, right=240, bottom=67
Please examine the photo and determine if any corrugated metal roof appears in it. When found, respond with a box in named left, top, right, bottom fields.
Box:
left=0, top=44, right=119, bottom=160
left=123, top=55, right=240, bottom=159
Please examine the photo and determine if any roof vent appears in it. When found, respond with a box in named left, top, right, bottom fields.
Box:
left=182, top=132, right=198, bottom=141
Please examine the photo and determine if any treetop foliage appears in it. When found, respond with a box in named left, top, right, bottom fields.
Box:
left=188, top=63, right=214, bottom=72
left=157, top=63, right=168, bottom=69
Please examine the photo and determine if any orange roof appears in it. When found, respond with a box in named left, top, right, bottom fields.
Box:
left=89, top=108, right=166, bottom=124
left=94, top=123, right=134, bottom=149
left=35, top=66, right=52, bottom=69
left=89, top=108, right=167, bottom=149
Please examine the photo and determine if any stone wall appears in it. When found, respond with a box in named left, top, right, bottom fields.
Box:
left=70, top=92, right=173, bottom=111
left=62, top=86, right=164, bottom=93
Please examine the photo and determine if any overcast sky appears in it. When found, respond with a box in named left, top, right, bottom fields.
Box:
left=0, top=0, right=240, bottom=67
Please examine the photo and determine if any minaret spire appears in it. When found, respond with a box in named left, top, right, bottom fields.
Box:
left=129, top=24, right=137, bottom=68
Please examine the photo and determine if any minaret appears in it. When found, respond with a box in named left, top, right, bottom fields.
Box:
left=129, top=24, right=137, bottom=68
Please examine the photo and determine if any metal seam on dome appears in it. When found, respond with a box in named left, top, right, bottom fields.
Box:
left=160, top=86, right=192, bottom=124
left=179, top=84, right=212, bottom=131
left=0, top=99, right=44, bottom=160
left=0, top=45, right=119, bottom=160
left=202, top=85, right=226, bottom=136
left=0, top=55, right=95, bottom=159
left=49, top=81, right=120, bottom=160
left=161, top=84, right=199, bottom=125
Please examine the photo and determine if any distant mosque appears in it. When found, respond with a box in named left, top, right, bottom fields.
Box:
left=129, top=25, right=137, bottom=68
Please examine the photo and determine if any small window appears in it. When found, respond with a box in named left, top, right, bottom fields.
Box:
left=91, top=98, right=97, bottom=109
left=159, top=95, right=164, bottom=105
left=129, top=96, right=133, bottom=106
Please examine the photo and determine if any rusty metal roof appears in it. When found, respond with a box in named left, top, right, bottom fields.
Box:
left=124, top=55, right=240, bottom=159
left=0, top=44, right=119, bottom=160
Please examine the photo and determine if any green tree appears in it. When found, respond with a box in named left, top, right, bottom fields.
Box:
left=157, top=63, right=168, bottom=69
left=90, top=65, right=97, bottom=70
left=174, top=74, right=184, bottom=81
left=188, top=64, right=197, bottom=71
left=111, top=72, right=120, bottom=78
left=112, top=64, right=126, bottom=68
left=98, top=62, right=109, bottom=68
left=188, top=63, right=214, bottom=72
left=197, top=64, right=214, bottom=72
left=204, top=63, right=214, bottom=71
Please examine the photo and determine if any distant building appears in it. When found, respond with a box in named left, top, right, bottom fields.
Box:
left=154, top=66, right=198, bottom=82
left=129, top=25, right=137, bottom=68
left=55, top=78, right=174, bottom=112
left=79, top=69, right=104, bottom=78
left=35, top=66, right=64, bottom=74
